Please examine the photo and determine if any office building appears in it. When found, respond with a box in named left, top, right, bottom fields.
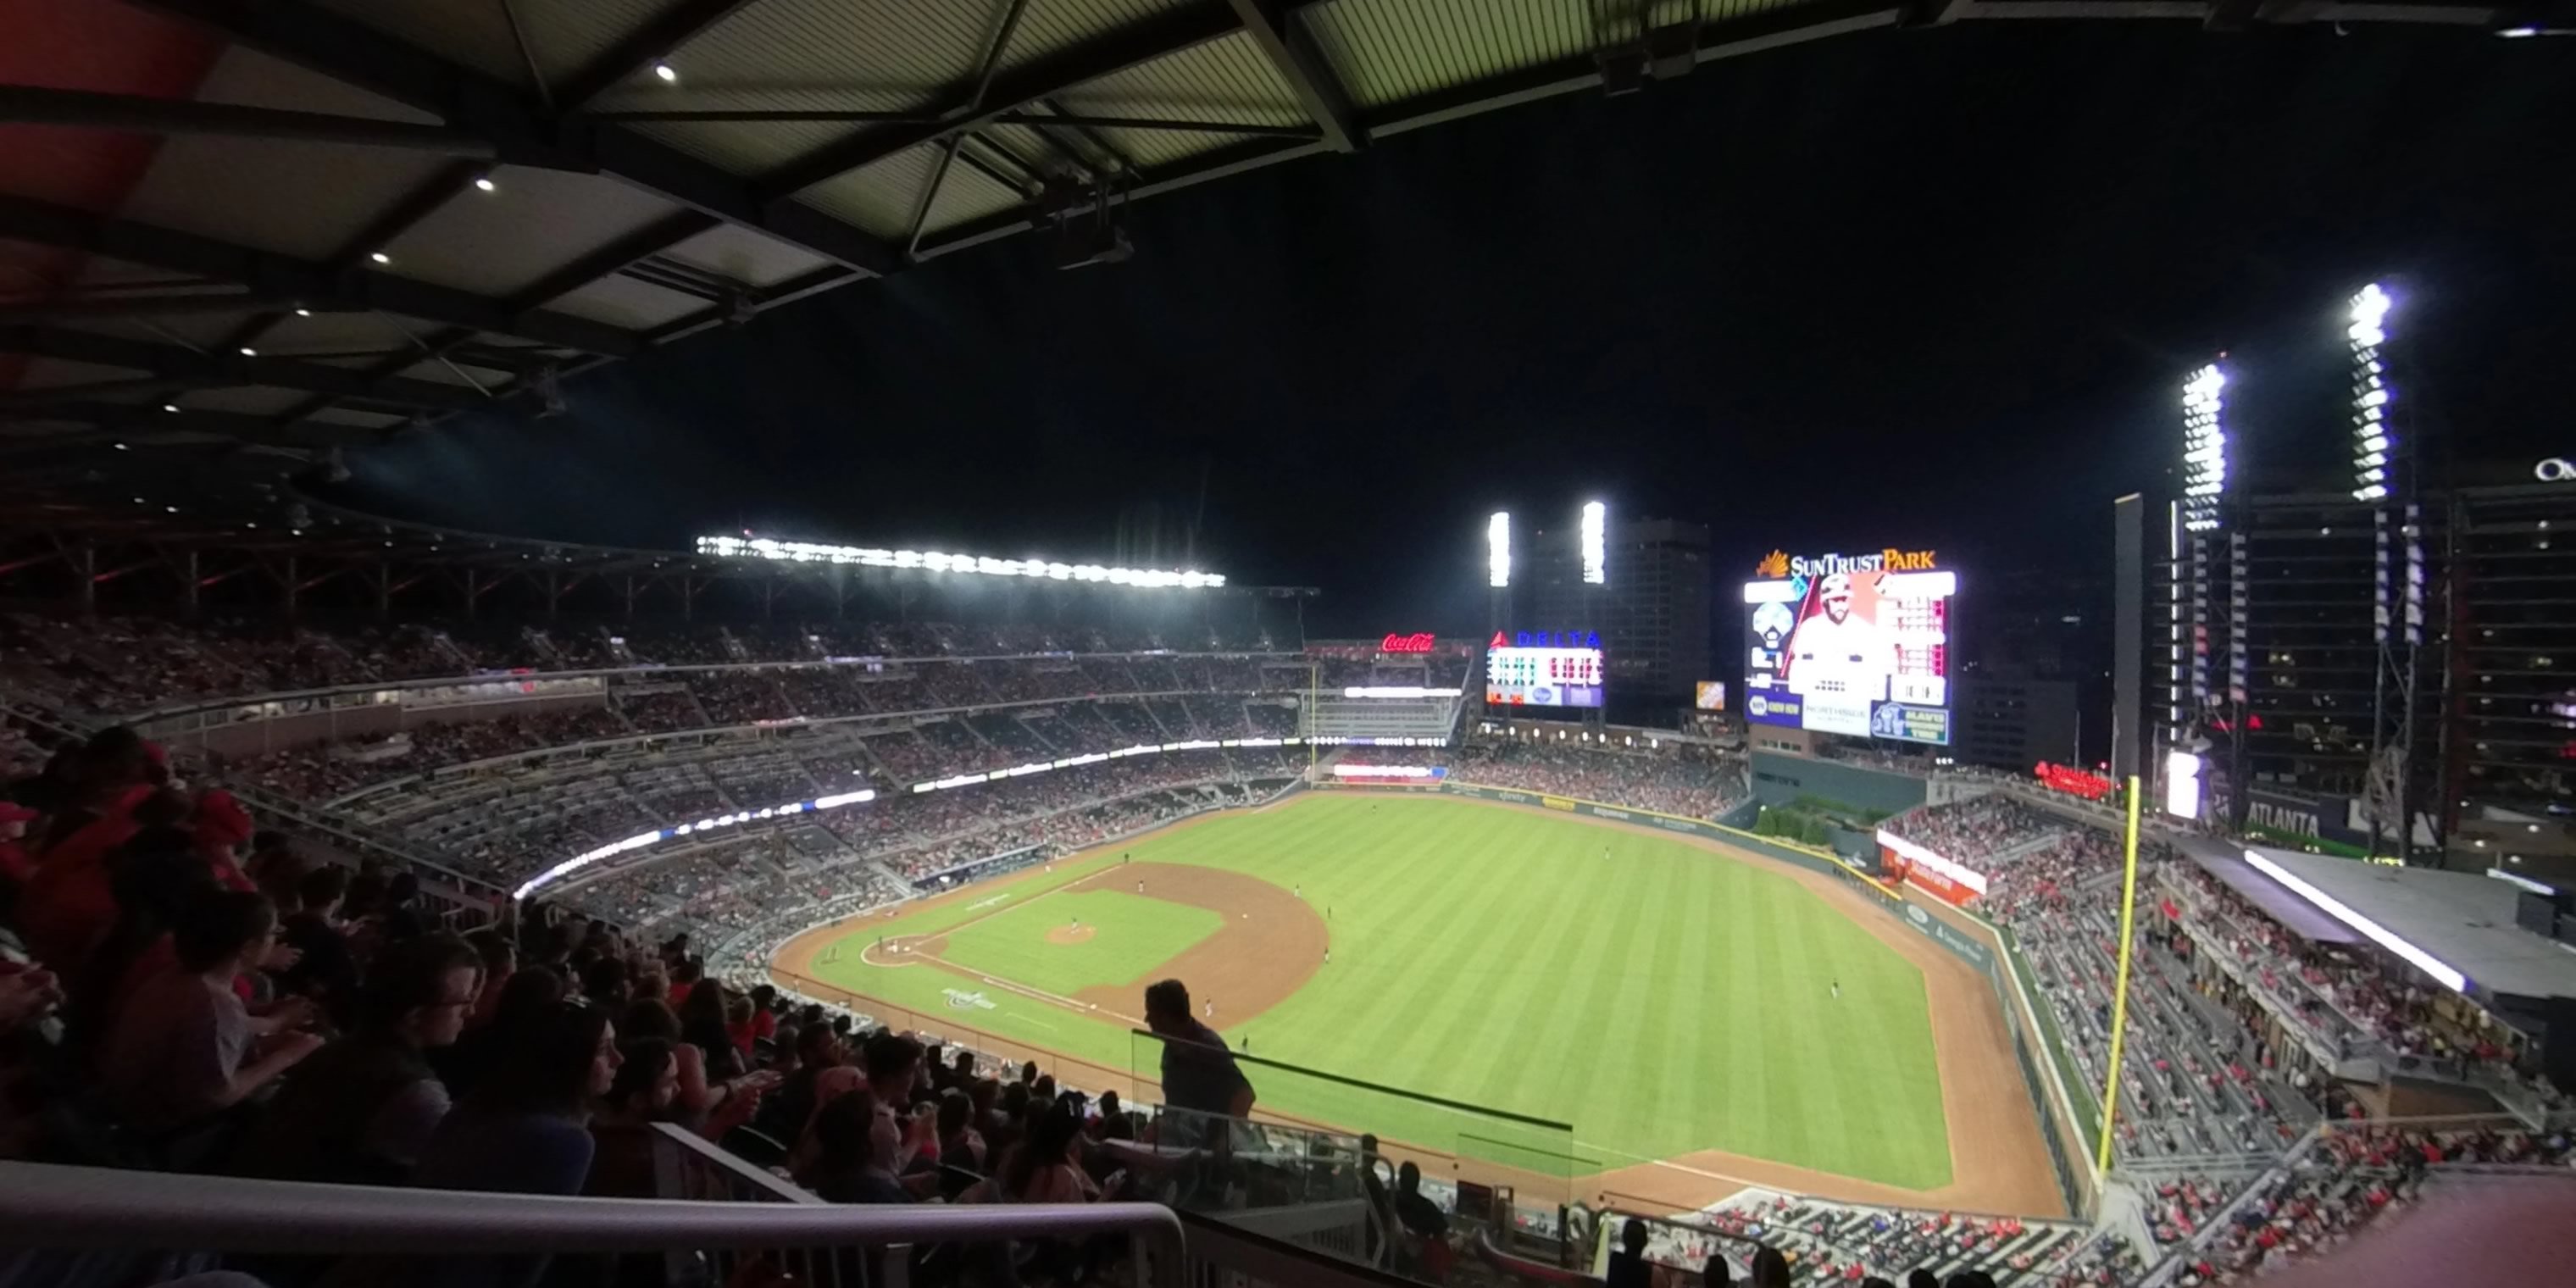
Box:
left=1523, top=516, right=1712, bottom=699
left=1953, top=668, right=2079, bottom=771
left=2120, top=475, right=2574, bottom=866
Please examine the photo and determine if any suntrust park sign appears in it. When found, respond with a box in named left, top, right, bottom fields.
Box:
left=1757, top=547, right=1939, bottom=578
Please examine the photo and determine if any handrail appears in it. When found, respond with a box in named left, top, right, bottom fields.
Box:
left=225, top=781, right=505, bottom=905
left=1130, top=1028, right=1574, bottom=1132
left=648, top=1121, right=824, bottom=1203
left=0, top=1160, right=1183, bottom=1255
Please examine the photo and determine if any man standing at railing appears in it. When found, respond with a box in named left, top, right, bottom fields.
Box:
left=1144, top=978, right=1253, bottom=1120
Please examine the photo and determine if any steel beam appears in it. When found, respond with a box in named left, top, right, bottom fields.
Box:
left=126, top=0, right=900, bottom=278
left=0, top=325, right=492, bottom=410
left=1224, top=0, right=1361, bottom=153
left=520, top=211, right=724, bottom=307
left=0, top=84, right=499, bottom=154
left=556, top=0, right=769, bottom=111
left=644, top=264, right=862, bottom=347
left=1369, top=0, right=1907, bottom=140
left=917, top=136, right=1327, bottom=259
left=0, top=291, right=280, bottom=324
left=274, top=208, right=724, bottom=423
left=225, top=160, right=487, bottom=353
left=0, top=377, right=197, bottom=410
left=593, top=109, right=1322, bottom=139
left=0, top=193, right=640, bottom=356
left=754, top=1, right=1243, bottom=203
left=7, top=400, right=380, bottom=448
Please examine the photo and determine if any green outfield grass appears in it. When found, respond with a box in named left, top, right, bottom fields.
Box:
left=797, top=793, right=1951, bottom=1188
left=938, top=890, right=1220, bottom=993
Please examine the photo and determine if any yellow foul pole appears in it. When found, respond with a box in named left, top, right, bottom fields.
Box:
left=1307, top=662, right=1319, bottom=773
left=2094, top=774, right=2145, bottom=1171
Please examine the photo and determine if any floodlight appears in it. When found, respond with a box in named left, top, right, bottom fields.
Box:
left=2179, top=363, right=2228, bottom=533
left=2347, top=285, right=2396, bottom=501
left=1579, top=501, right=1606, bottom=585
left=695, top=535, right=1224, bottom=589
left=1486, top=511, right=1510, bottom=587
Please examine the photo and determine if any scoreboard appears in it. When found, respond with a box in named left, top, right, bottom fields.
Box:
left=1485, top=632, right=1604, bottom=708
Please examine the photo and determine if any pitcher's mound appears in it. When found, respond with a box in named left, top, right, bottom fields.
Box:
left=1046, top=924, right=1096, bottom=946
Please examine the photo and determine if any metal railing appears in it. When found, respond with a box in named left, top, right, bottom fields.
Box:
left=0, top=1160, right=1185, bottom=1288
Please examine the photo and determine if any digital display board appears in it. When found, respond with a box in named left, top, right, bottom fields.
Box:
left=1742, top=547, right=1953, bottom=746
left=2163, top=750, right=2204, bottom=820
left=1485, top=630, right=1604, bottom=708
left=1694, top=680, right=1726, bottom=711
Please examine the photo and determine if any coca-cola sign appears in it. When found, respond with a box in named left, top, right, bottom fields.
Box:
left=1380, top=632, right=1436, bottom=652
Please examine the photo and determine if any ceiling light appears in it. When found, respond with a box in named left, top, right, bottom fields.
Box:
left=369, top=251, right=391, bottom=264
left=2498, top=25, right=2540, bottom=37
left=238, top=347, right=257, bottom=357
left=653, top=60, right=678, bottom=82
left=161, top=403, right=180, bottom=414
left=114, top=441, right=128, bottom=451
left=474, top=175, right=497, bottom=193
left=294, top=308, right=312, bottom=317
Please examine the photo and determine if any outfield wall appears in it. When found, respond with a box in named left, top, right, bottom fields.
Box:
left=1746, top=752, right=1929, bottom=816
left=1442, top=780, right=2095, bottom=1218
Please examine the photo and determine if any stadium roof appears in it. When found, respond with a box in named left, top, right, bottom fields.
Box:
left=2249, top=847, right=2576, bottom=1002
left=0, top=0, right=2533, bottom=467
left=2172, top=832, right=2358, bottom=945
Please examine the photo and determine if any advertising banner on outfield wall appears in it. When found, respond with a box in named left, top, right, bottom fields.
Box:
left=1883, top=844, right=1978, bottom=908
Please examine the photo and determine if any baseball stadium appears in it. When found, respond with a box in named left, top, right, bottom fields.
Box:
left=3, top=2, right=2573, bottom=1287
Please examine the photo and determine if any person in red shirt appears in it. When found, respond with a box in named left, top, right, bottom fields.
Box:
left=0, top=801, right=37, bottom=886
left=21, top=782, right=169, bottom=977
left=667, top=957, right=701, bottom=1008
left=191, top=790, right=259, bottom=892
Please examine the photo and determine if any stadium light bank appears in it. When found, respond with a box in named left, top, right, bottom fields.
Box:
left=697, top=535, right=1224, bottom=588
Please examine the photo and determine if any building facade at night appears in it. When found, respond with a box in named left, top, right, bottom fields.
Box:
left=2126, top=477, right=2575, bottom=875
left=1523, top=516, right=1713, bottom=701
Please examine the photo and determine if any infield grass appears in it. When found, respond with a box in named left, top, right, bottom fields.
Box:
left=938, top=890, right=1219, bottom=993
left=797, top=793, right=1951, bottom=1189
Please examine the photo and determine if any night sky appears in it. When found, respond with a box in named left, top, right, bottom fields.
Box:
left=332, top=24, right=2576, bottom=639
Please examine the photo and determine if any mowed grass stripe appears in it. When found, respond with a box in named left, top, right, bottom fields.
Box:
left=937, top=890, right=1220, bottom=993
left=807, top=793, right=1951, bottom=1188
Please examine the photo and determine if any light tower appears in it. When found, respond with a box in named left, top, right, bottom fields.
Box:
left=2171, top=361, right=2241, bottom=827
left=1579, top=499, right=1608, bottom=734
left=2348, top=283, right=2433, bottom=863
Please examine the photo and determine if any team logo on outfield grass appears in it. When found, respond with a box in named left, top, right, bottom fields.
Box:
left=942, top=989, right=998, bottom=1011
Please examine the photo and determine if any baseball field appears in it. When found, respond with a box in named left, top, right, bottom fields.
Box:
left=773, top=791, right=2061, bottom=1214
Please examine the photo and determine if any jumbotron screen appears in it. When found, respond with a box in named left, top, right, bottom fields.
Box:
left=1485, top=630, right=1604, bottom=708
left=1741, top=547, right=1954, bottom=745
